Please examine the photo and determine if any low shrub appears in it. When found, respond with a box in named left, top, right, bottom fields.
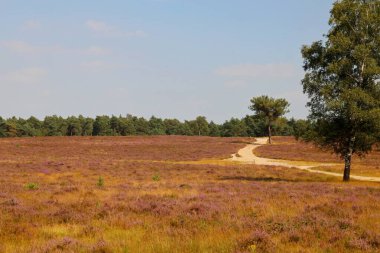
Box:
left=25, top=182, right=39, bottom=190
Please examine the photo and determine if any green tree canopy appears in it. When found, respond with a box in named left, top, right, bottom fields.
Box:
left=301, top=0, right=380, bottom=181
left=148, top=116, right=166, bottom=135
left=249, top=95, right=290, bottom=144
left=221, top=118, right=248, bottom=137
left=79, top=116, right=94, bottom=136
left=208, top=121, right=221, bottom=137
left=93, top=116, right=111, bottom=136
left=163, top=119, right=182, bottom=135
left=66, top=116, right=82, bottom=136
left=43, top=116, right=67, bottom=136
left=187, top=116, right=210, bottom=136
left=0, top=117, right=6, bottom=137
left=0, top=114, right=302, bottom=139
left=119, top=116, right=136, bottom=136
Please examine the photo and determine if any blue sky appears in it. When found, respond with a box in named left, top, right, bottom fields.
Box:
left=1, top=0, right=334, bottom=122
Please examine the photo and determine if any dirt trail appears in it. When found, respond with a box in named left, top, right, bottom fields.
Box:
left=228, top=137, right=380, bottom=182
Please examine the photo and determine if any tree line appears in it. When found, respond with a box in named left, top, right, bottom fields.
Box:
left=0, top=114, right=307, bottom=138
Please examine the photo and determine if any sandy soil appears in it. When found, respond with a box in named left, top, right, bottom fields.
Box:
left=228, top=137, right=380, bottom=182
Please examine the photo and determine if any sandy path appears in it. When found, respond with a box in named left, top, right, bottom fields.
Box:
left=228, top=137, right=380, bottom=182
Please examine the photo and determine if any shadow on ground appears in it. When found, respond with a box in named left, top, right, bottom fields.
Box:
left=218, top=176, right=296, bottom=182
left=218, top=175, right=338, bottom=183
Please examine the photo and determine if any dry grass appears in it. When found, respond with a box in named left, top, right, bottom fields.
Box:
left=0, top=136, right=380, bottom=252
left=254, top=136, right=380, bottom=177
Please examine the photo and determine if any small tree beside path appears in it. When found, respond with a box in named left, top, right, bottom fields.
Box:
left=249, top=95, right=290, bottom=144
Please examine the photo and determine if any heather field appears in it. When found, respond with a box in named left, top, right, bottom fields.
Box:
left=1, top=136, right=380, bottom=253
left=254, top=137, right=380, bottom=177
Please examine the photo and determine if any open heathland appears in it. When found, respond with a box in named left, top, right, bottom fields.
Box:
left=254, top=136, right=380, bottom=177
left=0, top=136, right=380, bottom=253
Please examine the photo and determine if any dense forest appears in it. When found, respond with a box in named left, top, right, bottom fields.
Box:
left=0, top=115, right=308, bottom=138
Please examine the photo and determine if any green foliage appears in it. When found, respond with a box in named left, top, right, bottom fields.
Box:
left=93, top=116, right=111, bottom=136
left=274, top=117, right=294, bottom=136
left=110, top=115, right=121, bottom=135
left=289, top=119, right=313, bottom=140
left=244, top=115, right=267, bottom=137
left=249, top=96, right=290, bottom=121
left=97, top=176, right=104, bottom=187
left=4, top=118, right=19, bottom=137
left=301, top=0, right=380, bottom=180
left=25, top=182, right=39, bottom=190
left=0, top=114, right=302, bottom=138
left=221, top=118, right=248, bottom=137
left=182, top=121, right=195, bottom=135
left=163, top=118, right=183, bottom=135
left=208, top=121, right=221, bottom=137
left=148, top=116, right=165, bottom=135
left=249, top=95, right=290, bottom=143
left=117, top=116, right=135, bottom=136
left=25, top=116, right=43, bottom=136
left=152, top=174, right=161, bottom=181
left=186, top=116, right=210, bottom=136
left=80, top=116, right=94, bottom=136
left=43, top=115, right=67, bottom=136
left=131, top=117, right=148, bottom=135
left=66, top=116, right=82, bottom=136
left=0, top=117, right=6, bottom=137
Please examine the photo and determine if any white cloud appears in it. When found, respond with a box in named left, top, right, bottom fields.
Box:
left=85, top=46, right=111, bottom=56
left=85, top=19, right=147, bottom=37
left=126, top=30, right=148, bottom=37
left=1, top=40, right=38, bottom=53
left=85, top=20, right=114, bottom=33
left=1, top=40, right=67, bottom=54
left=224, top=80, right=248, bottom=88
left=79, top=60, right=125, bottom=70
left=22, top=20, right=41, bottom=30
left=80, top=60, right=109, bottom=69
left=1, top=40, right=111, bottom=56
left=215, top=63, right=297, bottom=79
left=0, top=67, right=47, bottom=84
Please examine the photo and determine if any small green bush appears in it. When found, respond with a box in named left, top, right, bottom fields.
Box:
left=97, top=176, right=104, bottom=187
left=152, top=174, right=160, bottom=181
left=25, top=183, right=39, bottom=190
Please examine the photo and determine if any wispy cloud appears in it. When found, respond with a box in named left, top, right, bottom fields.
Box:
left=80, top=60, right=107, bottom=68
left=224, top=80, right=248, bottom=88
left=85, top=19, right=147, bottom=37
left=1, top=40, right=38, bottom=53
left=79, top=60, right=125, bottom=71
left=80, top=60, right=113, bottom=69
left=1, top=40, right=111, bottom=56
left=85, top=20, right=114, bottom=33
left=0, top=67, right=47, bottom=84
left=1, top=40, right=69, bottom=54
left=215, top=63, right=297, bottom=79
left=22, top=20, right=41, bottom=30
left=85, top=46, right=111, bottom=56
